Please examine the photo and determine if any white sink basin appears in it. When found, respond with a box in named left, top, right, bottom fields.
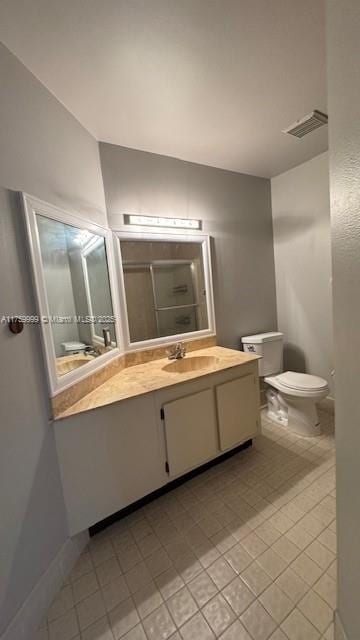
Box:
left=162, top=355, right=219, bottom=374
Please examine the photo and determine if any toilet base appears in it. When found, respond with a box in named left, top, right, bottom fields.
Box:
left=266, top=388, right=322, bottom=437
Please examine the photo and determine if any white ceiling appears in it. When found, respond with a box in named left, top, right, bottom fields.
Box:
left=0, top=0, right=327, bottom=178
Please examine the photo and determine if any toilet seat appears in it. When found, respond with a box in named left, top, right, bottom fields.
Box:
left=265, top=371, right=329, bottom=398
left=275, top=371, right=328, bottom=392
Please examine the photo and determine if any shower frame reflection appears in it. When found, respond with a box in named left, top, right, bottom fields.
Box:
left=114, top=230, right=216, bottom=351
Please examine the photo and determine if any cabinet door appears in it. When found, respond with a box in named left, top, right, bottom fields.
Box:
left=163, top=389, right=218, bottom=477
left=55, top=394, right=166, bottom=535
left=216, top=374, right=259, bottom=451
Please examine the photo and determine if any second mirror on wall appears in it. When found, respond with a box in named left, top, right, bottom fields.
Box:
left=23, top=194, right=121, bottom=395
left=117, top=234, right=215, bottom=347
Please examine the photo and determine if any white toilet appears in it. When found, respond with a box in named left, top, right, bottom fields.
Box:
left=241, top=332, right=329, bottom=437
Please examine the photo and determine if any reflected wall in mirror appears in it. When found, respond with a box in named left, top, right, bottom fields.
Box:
left=82, top=238, right=116, bottom=346
left=118, top=236, right=214, bottom=345
left=36, top=216, right=116, bottom=376
left=23, top=194, right=120, bottom=395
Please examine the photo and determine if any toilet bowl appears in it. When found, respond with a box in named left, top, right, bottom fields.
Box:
left=265, top=371, right=329, bottom=437
left=241, top=332, right=330, bottom=437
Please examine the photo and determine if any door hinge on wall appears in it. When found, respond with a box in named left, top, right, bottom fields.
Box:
left=160, top=408, right=165, bottom=420
left=165, top=461, right=169, bottom=473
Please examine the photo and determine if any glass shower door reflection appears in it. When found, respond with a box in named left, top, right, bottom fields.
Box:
left=120, top=237, right=211, bottom=344
left=152, top=262, right=198, bottom=336
left=157, top=307, right=198, bottom=337
left=152, top=263, right=196, bottom=308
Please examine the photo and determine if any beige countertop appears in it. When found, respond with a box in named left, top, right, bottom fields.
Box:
left=54, top=346, right=260, bottom=421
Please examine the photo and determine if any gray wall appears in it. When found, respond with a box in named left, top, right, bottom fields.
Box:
left=327, top=2, right=360, bottom=638
left=0, top=43, right=106, bottom=634
left=99, top=143, right=277, bottom=349
left=271, top=152, right=334, bottom=396
left=0, top=44, right=106, bottom=225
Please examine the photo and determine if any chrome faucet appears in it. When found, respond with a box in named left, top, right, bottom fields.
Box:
left=167, top=342, right=186, bottom=360
left=84, top=345, right=101, bottom=357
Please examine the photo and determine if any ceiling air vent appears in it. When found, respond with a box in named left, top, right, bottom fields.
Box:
left=282, top=110, right=328, bottom=138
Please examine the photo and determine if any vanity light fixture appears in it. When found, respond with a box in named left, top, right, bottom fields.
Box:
left=124, top=214, right=201, bottom=230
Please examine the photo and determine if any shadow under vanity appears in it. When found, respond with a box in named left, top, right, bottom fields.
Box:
left=22, top=193, right=261, bottom=537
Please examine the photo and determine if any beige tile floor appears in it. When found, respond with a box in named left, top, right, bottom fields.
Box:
left=36, top=408, right=336, bottom=640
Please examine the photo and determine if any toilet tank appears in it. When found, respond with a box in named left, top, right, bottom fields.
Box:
left=61, top=341, right=86, bottom=355
left=241, top=332, right=283, bottom=377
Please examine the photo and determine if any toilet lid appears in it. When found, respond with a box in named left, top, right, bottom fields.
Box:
left=277, top=371, right=328, bottom=391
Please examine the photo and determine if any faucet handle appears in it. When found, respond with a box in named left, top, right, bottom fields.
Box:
left=166, top=341, right=186, bottom=360
left=166, top=343, right=177, bottom=357
left=178, top=341, right=186, bottom=356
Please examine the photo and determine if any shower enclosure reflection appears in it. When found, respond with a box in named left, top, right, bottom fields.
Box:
left=119, top=239, right=210, bottom=343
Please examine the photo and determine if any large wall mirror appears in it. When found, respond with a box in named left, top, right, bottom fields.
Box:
left=116, top=232, right=215, bottom=349
left=23, top=194, right=121, bottom=395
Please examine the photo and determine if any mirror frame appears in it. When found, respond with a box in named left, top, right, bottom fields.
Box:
left=22, top=193, right=123, bottom=396
left=114, top=229, right=216, bottom=351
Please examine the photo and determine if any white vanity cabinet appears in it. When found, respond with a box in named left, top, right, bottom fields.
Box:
left=154, top=360, right=260, bottom=481
left=216, top=373, right=259, bottom=451
left=162, top=389, right=218, bottom=478
left=54, top=359, right=260, bottom=535
left=55, top=394, right=168, bottom=535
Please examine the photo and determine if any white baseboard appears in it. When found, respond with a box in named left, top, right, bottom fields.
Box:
left=1, top=530, right=89, bottom=640
left=335, top=611, right=348, bottom=640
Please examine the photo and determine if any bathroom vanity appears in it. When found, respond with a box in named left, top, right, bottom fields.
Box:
left=22, top=193, right=261, bottom=536
left=54, top=347, right=260, bottom=535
